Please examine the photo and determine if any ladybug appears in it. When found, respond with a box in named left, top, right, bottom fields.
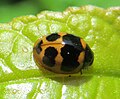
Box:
left=33, top=32, right=94, bottom=74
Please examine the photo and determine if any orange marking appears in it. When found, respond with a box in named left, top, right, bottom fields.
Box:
left=78, top=51, right=85, bottom=64
left=80, top=39, right=86, bottom=49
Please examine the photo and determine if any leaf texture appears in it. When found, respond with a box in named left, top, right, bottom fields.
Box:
left=0, top=6, right=120, bottom=99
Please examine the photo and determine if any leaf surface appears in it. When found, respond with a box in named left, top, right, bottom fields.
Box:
left=0, top=6, right=120, bottom=99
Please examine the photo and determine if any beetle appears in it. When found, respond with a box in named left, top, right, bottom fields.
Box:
left=33, top=32, right=94, bottom=74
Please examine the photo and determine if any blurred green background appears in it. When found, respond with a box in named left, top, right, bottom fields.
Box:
left=0, top=0, right=120, bottom=23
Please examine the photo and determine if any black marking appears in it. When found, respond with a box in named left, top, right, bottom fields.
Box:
left=63, top=34, right=83, bottom=51
left=36, top=40, right=43, bottom=54
left=83, top=44, right=94, bottom=68
left=46, top=33, right=60, bottom=41
left=61, top=45, right=81, bottom=72
left=42, top=47, right=58, bottom=67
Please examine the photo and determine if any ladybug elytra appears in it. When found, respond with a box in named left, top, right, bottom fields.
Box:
left=33, top=32, right=94, bottom=74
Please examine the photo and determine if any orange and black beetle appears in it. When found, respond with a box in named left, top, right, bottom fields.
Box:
left=33, top=32, right=94, bottom=74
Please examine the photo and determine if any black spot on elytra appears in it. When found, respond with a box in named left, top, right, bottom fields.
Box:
left=36, top=40, right=43, bottom=54
left=61, top=45, right=81, bottom=72
left=46, top=33, right=60, bottom=41
left=42, top=47, right=58, bottom=67
left=83, top=44, right=94, bottom=68
left=62, top=34, right=83, bottom=51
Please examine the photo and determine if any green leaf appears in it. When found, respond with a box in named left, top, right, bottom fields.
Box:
left=0, top=5, right=120, bottom=99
